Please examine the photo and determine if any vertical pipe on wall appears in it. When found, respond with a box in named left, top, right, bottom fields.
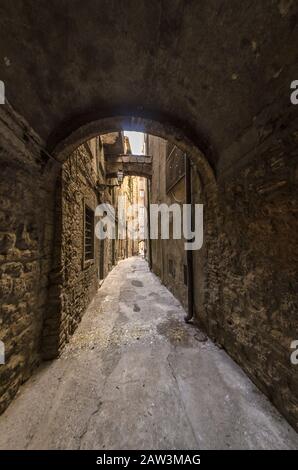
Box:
left=146, top=177, right=152, bottom=269
left=184, top=154, right=194, bottom=323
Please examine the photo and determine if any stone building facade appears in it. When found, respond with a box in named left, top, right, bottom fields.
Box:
left=147, top=135, right=188, bottom=309
left=146, top=131, right=298, bottom=431
left=0, top=121, right=141, bottom=414
left=43, top=134, right=143, bottom=358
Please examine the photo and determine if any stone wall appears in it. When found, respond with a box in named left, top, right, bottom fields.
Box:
left=42, top=140, right=144, bottom=359
left=0, top=106, right=57, bottom=414
left=201, top=135, right=297, bottom=430
left=1, top=106, right=297, bottom=431
left=148, top=130, right=298, bottom=431
left=59, top=144, right=100, bottom=344
left=213, top=132, right=298, bottom=431
left=0, top=119, right=144, bottom=415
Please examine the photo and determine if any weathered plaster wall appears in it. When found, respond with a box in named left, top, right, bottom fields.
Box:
left=149, top=135, right=188, bottom=310
left=1, top=0, right=297, bottom=173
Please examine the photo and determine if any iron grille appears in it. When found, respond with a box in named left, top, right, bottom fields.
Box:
left=84, top=205, right=94, bottom=261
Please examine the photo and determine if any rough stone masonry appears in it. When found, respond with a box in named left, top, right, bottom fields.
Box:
left=0, top=0, right=297, bottom=435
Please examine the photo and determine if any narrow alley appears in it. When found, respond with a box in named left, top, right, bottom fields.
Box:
left=0, top=257, right=297, bottom=450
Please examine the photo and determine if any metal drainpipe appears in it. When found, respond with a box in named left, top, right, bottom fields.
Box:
left=146, top=178, right=152, bottom=269
left=184, top=154, right=194, bottom=323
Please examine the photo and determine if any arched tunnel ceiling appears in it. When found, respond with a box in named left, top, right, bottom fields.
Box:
left=0, top=0, right=297, bottom=169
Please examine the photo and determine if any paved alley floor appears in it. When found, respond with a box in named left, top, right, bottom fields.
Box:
left=0, top=257, right=297, bottom=450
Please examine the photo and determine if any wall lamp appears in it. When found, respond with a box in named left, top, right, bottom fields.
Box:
left=97, top=170, right=124, bottom=191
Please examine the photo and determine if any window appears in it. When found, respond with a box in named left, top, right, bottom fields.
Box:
left=139, top=189, right=144, bottom=198
left=166, top=143, right=185, bottom=193
left=84, top=204, right=94, bottom=262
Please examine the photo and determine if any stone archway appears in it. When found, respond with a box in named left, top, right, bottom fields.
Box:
left=42, top=115, right=220, bottom=360
left=51, top=115, right=216, bottom=187
left=0, top=0, right=297, bottom=431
